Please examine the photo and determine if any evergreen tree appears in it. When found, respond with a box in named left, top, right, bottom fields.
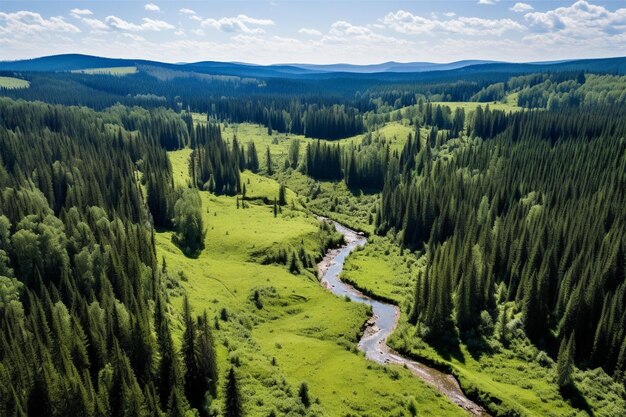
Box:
left=265, top=146, right=273, bottom=175
left=181, top=296, right=201, bottom=410
left=298, top=382, right=310, bottom=408
left=278, top=184, right=287, bottom=206
left=246, top=142, right=259, bottom=173
left=173, top=189, right=205, bottom=255
left=197, top=311, right=219, bottom=401
left=224, top=367, right=243, bottom=417
left=287, top=139, right=300, bottom=169
left=557, top=332, right=576, bottom=389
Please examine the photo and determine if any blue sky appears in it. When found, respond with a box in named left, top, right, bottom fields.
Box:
left=1, top=1, right=625, bottom=64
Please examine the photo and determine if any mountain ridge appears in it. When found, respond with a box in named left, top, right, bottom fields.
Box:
left=2, top=54, right=626, bottom=79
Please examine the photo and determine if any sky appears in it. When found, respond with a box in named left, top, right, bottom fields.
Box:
left=1, top=0, right=626, bottom=65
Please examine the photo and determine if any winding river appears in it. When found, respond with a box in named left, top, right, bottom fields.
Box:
left=317, top=219, right=489, bottom=417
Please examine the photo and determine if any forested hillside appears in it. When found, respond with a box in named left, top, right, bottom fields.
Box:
left=0, top=98, right=222, bottom=417
left=377, top=106, right=626, bottom=377
left=2, top=55, right=626, bottom=141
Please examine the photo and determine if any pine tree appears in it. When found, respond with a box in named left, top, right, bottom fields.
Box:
left=224, top=367, right=242, bottom=417
left=557, top=332, right=576, bottom=389
left=278, top=184, right=287, bottom=206
left=265, top=146, right=273, bottom=175
left=197, top=311, right=219, bottom=400
left=167, top=387, right=189, bottom=417
left=246, top=142, right=259, bottom=173
left=182, top=296, right=200, bottom=409
left=298, top=382, right=310, bottom=408
left=173, top=189, right=205, bottom=255
left=287, top=139, right=300, bottom=169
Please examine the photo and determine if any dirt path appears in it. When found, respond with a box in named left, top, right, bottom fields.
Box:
left=317, top=218, right=490, bottom=417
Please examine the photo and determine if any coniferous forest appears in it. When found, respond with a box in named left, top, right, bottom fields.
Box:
left=1, top=50, right=626, bottom=417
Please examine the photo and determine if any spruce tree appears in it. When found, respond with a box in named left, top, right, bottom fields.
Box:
left=246, top=142, right=259, bottom=173
left=298, top=382, right=310, bottom=408
left=557, top=332, right=576, bottom=389
left=224, top=367, right=242, bottom=417
left=265, top=146, right=273, bottom=175
left=278, top=184, right=287, bottom=206
left=182, top=296, right=200, bottom=409
left=197, top=311, right=219, bottom=400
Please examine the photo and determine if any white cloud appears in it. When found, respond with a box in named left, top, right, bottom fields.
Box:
left=511, top=3, right=534, bottom=13
left=4, top=1, right=626, bottom=65
left=179, top=8, right=196, bottom=15
left=144, top=3, right=160, bottom=12
left=478, top=0, right=498, bottom=4
left=382, top=10, right=524, bottom=36
left=70, top=8, right=107, bottom=31
left=105, top=16, right=174, bottom=32
left=123, top=33, right=145, bottom=42
left=82, top=18, right=109, bottom=31
left=201, top=14, right=274, bottom=34
left=325, top=20, right=408, bottom=45
left=299, top=27, right=322, bottom=36
left=444, top=12, right=456, bottom=17
left=520, top=1, right=626, bottom=58
left=0, top=11, right=80, bottom=36
left=453, top=17, right=525, bottom=35
left=525, top=11, right=565, bottom=31
left=524, top=0, right=626, bottom=34
left=382, top=11, right=439, bottom=34
left=70, top=9, right=93, bottom=18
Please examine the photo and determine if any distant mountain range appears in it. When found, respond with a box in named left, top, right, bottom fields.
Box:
left=286, top=60, right=500, bottom=73
left=2, top=54, right=626, bottom=79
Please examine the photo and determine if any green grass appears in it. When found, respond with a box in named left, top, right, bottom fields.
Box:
left=0, top=76, right=29, bottom=89
left=72, top=66, right=137, bottom=75
left=276, top=170, right=378, bottom=234
left=156, top=151, right=466, bottom=416
left=430, top=99, right=521, bottom=113
left=217, top=120, right=418, bottom=171
left=168, top=148, right=193, bottom=188
left=341, top=236, right=419, bottom=304
left=222, top=121, right=313, bottom=170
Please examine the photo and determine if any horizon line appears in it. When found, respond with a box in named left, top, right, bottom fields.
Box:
left=2, top=52, right=625, bottom=67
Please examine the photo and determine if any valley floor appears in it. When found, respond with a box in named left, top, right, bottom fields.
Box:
left=156, top=150, right=466, bottom=417
left=160, top=119, right=625, bottom=417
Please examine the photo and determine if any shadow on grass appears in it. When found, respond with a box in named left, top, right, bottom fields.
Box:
left=560, top=384, right=593, bottom=416
left=429, top=336, right=466, bottom=365
left=463, top=335, right=496, bottom=361
left=346, top=185, right=382, bottom=197
left=172, top=236, right=204, bottom=259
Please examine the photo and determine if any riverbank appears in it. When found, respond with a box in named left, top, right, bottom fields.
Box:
left=317, top=218, right=490, bottom=417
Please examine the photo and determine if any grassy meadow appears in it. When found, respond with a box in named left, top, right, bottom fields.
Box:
left=430, top=99, right=521, bottom=114
left=0, top=76, right=29, bottom=89
left=72, top=66, right=137, bottom=75
left=156, top=149, right=466, bottom=417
